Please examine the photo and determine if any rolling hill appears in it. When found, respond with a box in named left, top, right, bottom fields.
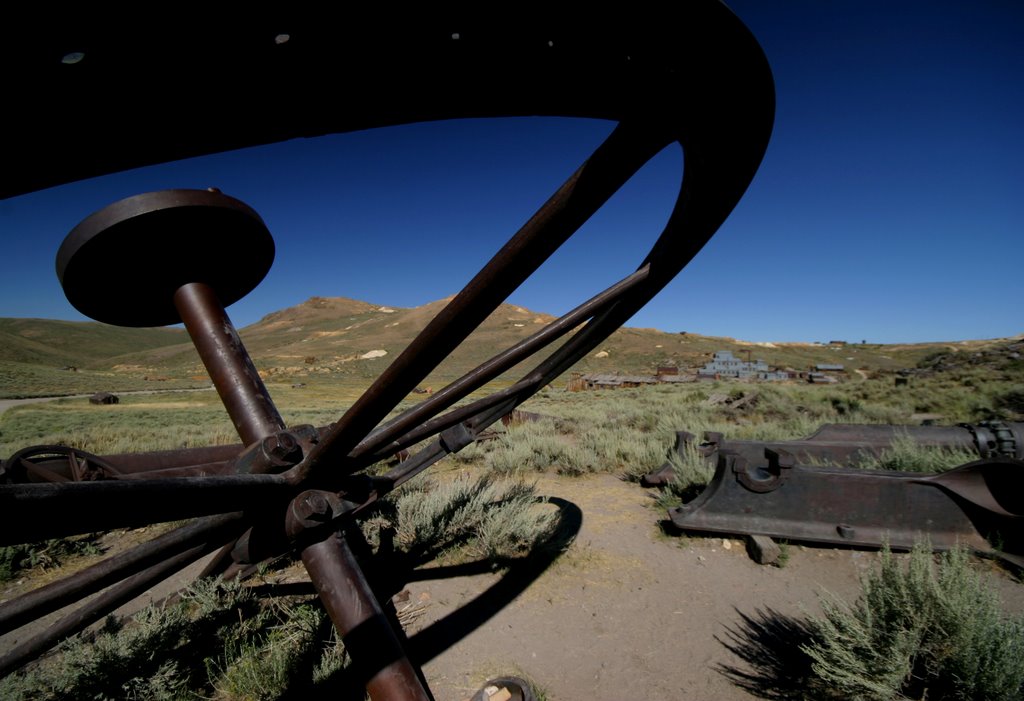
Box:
left=0, top=297, right=1017, bottom=398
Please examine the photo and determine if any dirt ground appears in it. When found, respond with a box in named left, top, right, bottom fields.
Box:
left=404, top=473, right=1024, bottom=701
left=2, top=472, right=1022, bottom=701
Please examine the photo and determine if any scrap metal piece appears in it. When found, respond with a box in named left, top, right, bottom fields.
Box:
left=0, top=445, right=121, bottom=483
left=56, top=189, right=275, bottom=329
left=667, top=448, right=1024, bottom=565
left=301, top=530, right=432, bottom=701
left=642, top=421, right=1024, bottom=486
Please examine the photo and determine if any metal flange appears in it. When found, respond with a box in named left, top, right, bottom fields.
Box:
left=56, top=189, right=274, bottom=327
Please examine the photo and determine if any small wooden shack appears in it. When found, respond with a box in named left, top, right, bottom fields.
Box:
left=89, top=392, right=119, bottom=405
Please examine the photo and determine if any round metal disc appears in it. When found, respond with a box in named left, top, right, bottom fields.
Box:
left=56, top=189, right=274, bottom=327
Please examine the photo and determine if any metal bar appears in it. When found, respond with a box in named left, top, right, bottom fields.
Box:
left=96, top=444, right=243, bottom=474
left=350, top=265, right=651, bottom=462
left=359, top=280, right=662, bottom=472
left=363, top=442, right=449, bottom=505
left=351, top=403, right=522, bottom=522
left=174, top=281, right=285, bottom=445
left=294, top=123, right=668, bottom=485
left=301, top=530, right=432, bottom=701
left=0, top=475, right=288, bottom=543
left=0, top=513, right=245, bottom=635
left=466, top=274, right=680, bottom=424
left=21, top=461, right=70, bottom=483
left=113, top=463, right=235, bottom=479
left=1, top=444, right=244, bottom=483
left=357, top=377, right=540, bottom=466
left=354, top=271, right=662, bottom=470
left=348, top=278, right=659, bottom=474
left=509, top=297, right=643, bottom=397
left=0, top=541, right=215, bottom=678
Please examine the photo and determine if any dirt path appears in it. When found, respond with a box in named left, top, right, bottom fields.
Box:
left=0, top=387, right=214, bottom=416
left=405, top=473, right=1024, bottom=701
left=0, top=396, right=84, bottom=415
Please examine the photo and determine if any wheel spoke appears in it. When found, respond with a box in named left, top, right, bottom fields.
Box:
left=296, top=123, right=670, bottom=485
left=0, top=514, right=246, bottom=635
left=0, top=475, right=290, bottom=542
left=0, top=542, right=218, bottom=678
left=348, top=265, right=651, bottom=465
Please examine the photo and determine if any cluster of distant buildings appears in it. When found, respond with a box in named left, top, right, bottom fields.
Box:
left=567, top=350, right=845, bottom=391
left=697, top=351, right=843, bottom=383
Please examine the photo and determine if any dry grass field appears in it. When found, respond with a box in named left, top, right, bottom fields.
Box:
left=0, top=322, right=1021, bottom=699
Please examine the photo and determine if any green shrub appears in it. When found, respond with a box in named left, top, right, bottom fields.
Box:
left=802, top=543, right=1024, bottom=701
left=580, top=424, right=667, bottom=480
left=484, top=420, right=568, bottom=474
left=665, top=442, right=715, bottom=503
left=366, top=474, right=556, bottom=563
left=213, top=601, right=338, bottom=700
left=857, top=433, right=979, bottom=473
left=0, top=578, right=341, bottom=701
left=0, top=534, right=102, bottom=582
left=995, top=388, right=1024, bottom=417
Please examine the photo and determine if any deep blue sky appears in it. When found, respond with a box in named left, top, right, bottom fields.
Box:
left=1, top=2, right=1021, bottom=344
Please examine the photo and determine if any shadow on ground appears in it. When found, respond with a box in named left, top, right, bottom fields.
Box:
left=716, top=607, right=819, bottom=701
left=305, top=496, right=582, bottom=700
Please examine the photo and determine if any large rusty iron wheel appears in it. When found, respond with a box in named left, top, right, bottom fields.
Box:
left=0, top=5, right=775, bottom=699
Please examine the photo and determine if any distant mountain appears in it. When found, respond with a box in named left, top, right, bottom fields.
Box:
left=0, top=297, right=1016, bottom=398
left=0, top=318, right=185, bottom=367
left=236, top=296, right=559, bottom=385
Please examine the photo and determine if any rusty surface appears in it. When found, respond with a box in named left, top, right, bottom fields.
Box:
left=58, top=189, right=285, bottom=445
left=0, top=4, right=776, bottom=697
left=301, top=531, right=432, bottom=701
left=174, top=281, right=286, bottom=445
left=0, top=514, right=246, bottom=637
left=64, top=443, right=243, bottom=476
left=349, top=266, right=652, bottom=467
left=668, top=449, right=1024, bottom=566
left=0, top=428, right=327, bottom=485
left=0, top=475, right=290, bottom=544
left=642, top=421, right=1024, bottom=487
left=0, top=542, right=217, bottom=678
left=56, top=189, right=275, bottom=328
left=0, top=445, right=122, bottom=483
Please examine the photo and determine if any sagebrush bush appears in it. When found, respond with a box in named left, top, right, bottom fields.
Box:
left=485, top=420, right=569, bottom=474
left=664, top=442, right=715, bottom=503
left=213, top=601, right=338, bottom=700
left=0, top=534, right=102, bottom=582
left=364, top=473, right=556, bottom=563
left=0, top=578, right=342, bottom=701
left=995, top=388, right=1024, bottom=417
left=802, top=543, right=1024, bottom=701
left=579, top=424, right=667, bottom=479
left=856, top=432, right=979, bottom=473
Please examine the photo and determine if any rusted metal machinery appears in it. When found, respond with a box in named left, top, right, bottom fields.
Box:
left=0, top=5, right=775, bottom=698
left=641, top=420, right=1024, bottom=486
left=647, top=424, right=1024, bottom=567
left=667, top=449, right=1024, bottom=567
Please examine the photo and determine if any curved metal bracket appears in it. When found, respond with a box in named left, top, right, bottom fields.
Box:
left=732, top=449, right=792, bottom=494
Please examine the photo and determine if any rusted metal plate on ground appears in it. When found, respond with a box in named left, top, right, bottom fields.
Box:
left=667, top=449, right=1024, bottom=566
left=642, top=421, right=1024, bottom=486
